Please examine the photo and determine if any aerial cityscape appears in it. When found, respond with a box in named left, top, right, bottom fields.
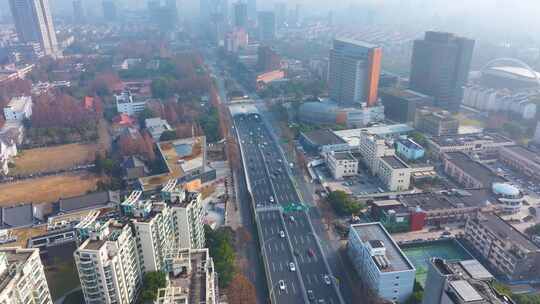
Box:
left=1, top=0, right=540, bottom=304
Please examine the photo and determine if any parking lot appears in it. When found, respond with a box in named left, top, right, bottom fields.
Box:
left=316, top=165, right=387, bottom=196
left=484, top=161, right=540, bottom=197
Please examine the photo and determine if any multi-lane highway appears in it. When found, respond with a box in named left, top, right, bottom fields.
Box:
left=234, top=112, right=344, bottom=304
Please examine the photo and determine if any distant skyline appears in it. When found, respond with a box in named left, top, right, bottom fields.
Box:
left=2, top=0, right=540, bottom=43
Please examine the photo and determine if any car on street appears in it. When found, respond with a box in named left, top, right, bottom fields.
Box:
left=323, top=275, right=331, bottom=285
left=269, top=196, right=274, bottom=203
left=279, top=230, right=285, bottom=238
left=290, top=216, right=295, bottom=222
left=307, top=248, right=315, bottom=257
left=289, top=262, right=296, bottom=271
left=307, top=290, right=315, bottom=301
left=279, top=280, right=286, bottom=291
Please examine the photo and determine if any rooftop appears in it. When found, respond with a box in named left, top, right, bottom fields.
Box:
left=380, top=88, right=431, bottom=101
left=0, top=248, right=35, bottom=292
left=5, top=96, right=31, bottom=112
left=334, top=124, right=413, bottom=147
left=431, top=133, right=513, bottom=147
left=430, top=258, right=514, bottom=304
left=139, top=137, right=205, bottom=191
left=381, top=155, right=409, bottom=169
left=351, top=222, right=415, bottom=272
left=398, top=188, right=495, bottom=212
left=397, top=138, right=424, bottom=150
left=475, top=213, right=539, bottom=252
left=334, top=37, right=379, bottom=50
left=444, top=152, right=506, bottom=187
left=502, top=145, right=540, bottom=165
left=0, top=204, right=34, bottom=229
left=58, top=191, right=120, bottom=213
left=330, top=151, right=356, bottom=161
left=487, top=66, right=540, bottom=80
left=301, top=129, right=347, bottom=146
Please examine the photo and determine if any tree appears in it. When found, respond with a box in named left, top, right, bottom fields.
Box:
left=525, top=223, right=540, bottom=236
left=226, top=274, right=256, bottom=304
left=205, top=225, right=236, bottom=288
left=159, top=130, right=177, bottom=141
left=326, top=190, right=364, bottom=216
left=405, top=281, right=424, bottom=304
left=409, top=131, right=428, bottom=147
left=139, top=271, right=167, bottom=303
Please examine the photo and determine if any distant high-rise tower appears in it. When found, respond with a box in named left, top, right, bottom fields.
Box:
left=8, top=0, right=60, bottom=58
left=257, top=11, right=275, bottom=42
left=72, top=0, right=85, bottom=23
left=233, top=2, right=248, bottom=28
left=409, top=31, right=475, bottom=112
left=102, top=0, right=117, bottom=21
left=328, top=38, right=382, bottom=106
left=274, top=2, right=286, bottom=28
left=247, top=0, right=256, bottom=20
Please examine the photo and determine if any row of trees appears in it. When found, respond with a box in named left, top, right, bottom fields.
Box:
left=204, top=226, right=236, bottom=288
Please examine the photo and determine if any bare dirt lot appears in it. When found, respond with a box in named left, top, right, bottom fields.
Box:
left=0, top=172, right=102, bottom=205
left=9, top=143, right=99, bottom=176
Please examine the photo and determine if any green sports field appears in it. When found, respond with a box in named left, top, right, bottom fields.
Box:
left=400, top=240, right=472, bottom=286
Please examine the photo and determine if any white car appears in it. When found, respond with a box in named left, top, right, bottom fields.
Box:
left=269, top=196, right=275, bottom=203
left=323, top=275, right=331, bottom=285
left=289, top=262, right=296, bottom=272
left=279, top=230, right=285, bottom=238
left=279, top=280, right=286, bottom=290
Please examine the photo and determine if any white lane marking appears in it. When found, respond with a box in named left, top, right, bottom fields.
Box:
left=313, top=274, right=320, bottom=284
left=281, top=242, right=285, bottom=251
left=291, top=281, right=297, bottom=294
left=279, top=263, right=283, bottom=272
left=307, top=275, right=312, bottom=285
left=267, top=244, right=271, bottom=254
left=299, top=253, right=304, bottom=264
left=272, top=262, right=275, bottom=272
left=293, top=235, right=298, bottom=244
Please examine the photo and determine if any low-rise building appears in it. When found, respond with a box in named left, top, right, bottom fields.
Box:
left=326, top=151, right=358, bottom=179
left=380, top=88, right=433, bottom=123
left=464, top=213, right=540, bottom=282
left=115, top=91, right=147, bottom=115
left=429, top=133, right=514, bottom=156
left=378, top=155, right=412, bottom=191
left=146, top=117, right=173, bottom=141
left=3, top=96, right=32, bottom=121
left=348, top=222, right=416, bottom=303
left=415, top=107, right=459, bottom=136
left=396, top=138, right=425, bottom=161
left=299, top=129, right=349, bottom=154
left=498, top=145, right=540, bottom=181
left=0, top=248, right=53, bottom=304
left=422, top=258, right=514, bottom=304
left=155, top=248, right=217, bottom=304
left=370, top=187, right=519, bottom=232
left=442, top=152, right=507, bottom=189
left=139, top=136, right=215, bottom=192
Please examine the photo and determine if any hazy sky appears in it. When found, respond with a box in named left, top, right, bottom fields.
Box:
left=2, top=0, right=540, bottom=43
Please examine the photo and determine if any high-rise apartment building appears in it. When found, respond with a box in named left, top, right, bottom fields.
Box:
left=233, top=1, right=248, bottom=29
left=155, top=248, right=217, bottom=304
left=0, top=248, right=53, bottom=304
left=102, top=0, right=117, bottom=21
left=257, top=11, right=276, bottom=42
left=274, top=2, right=286, bottom=28
left=409, top=31, right=475, bottom=112
left=74, top=220, right=143, bottom=304
left=8, top=0, right=60, bottom=58
left=422, top=258, right=513, bottom=304
left=247, top=0, right=256, bottom=20
left=166, top=189, right=206, bottom=250
left=328, top=38, right=382, bottom=106
left=72, top=0, right=85, bottom=23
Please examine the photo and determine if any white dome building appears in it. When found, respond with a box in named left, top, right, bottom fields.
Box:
left=492, top=183, right=524, bottom=214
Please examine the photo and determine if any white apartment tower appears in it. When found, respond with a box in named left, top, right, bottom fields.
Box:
left=9, top=0, right=60, bottom=58
left=169, top=190, right=206, bottom=249
left=0, top=248, right=53, bottom=304
left=74, top=220, right=143, bottom=304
